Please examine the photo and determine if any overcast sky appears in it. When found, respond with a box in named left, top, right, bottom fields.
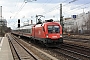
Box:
left=0, top=0, right=90, bottom=29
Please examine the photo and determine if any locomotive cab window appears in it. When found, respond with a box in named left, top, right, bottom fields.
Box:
left=48, top=25, right=60, bottom=33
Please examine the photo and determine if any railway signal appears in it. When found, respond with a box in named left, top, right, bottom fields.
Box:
left=18, top=19, right=20, bottom=28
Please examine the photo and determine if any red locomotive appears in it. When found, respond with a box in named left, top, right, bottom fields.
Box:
left=12, top=19, right=63, bottom=47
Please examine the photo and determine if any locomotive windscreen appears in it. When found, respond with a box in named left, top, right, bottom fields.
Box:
left=48, top=25, right=60, bottom=33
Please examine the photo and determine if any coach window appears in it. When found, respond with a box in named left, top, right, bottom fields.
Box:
left=24, top=29, right=26, bottom=33
left=28, top=29, right=30, bottom=33
left=27, top=29, right=28, bottom=33
left=29, top=29, right=31, bottom=33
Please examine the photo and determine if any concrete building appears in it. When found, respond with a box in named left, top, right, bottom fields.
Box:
left=63, top=11, right=90, bottom=34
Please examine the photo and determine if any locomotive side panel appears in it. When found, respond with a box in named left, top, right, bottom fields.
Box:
left=32, top=24, right=46, bottom=39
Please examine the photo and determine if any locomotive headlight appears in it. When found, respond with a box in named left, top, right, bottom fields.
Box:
left=46, top=34, right=48, bottom=38
left=60, top=34, right=62, bottom=37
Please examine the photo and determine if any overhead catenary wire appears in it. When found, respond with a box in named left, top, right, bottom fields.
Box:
left=8, top=1, right=27, bottom=29
left=10, top=0, right=21, bottom=18
left=71, top=2, right=90, bottom=10
left=10, top=0, right=90, bottom=28
left=10, top=0, right=37, bottom=29
left=42, top=0, right=78, bottom=15
left=13, top=2, right=27, bottom=19
left=42, top=1, right=66, bottom=15
left=43, top=0, right=90, bottom=18
left=41, top=0, right=53, bottom=7
left=62, top=1, right=90, bottom=16
left=15, top=0, right=20, bottom=8
left=61, top=0, right=90, bottom=16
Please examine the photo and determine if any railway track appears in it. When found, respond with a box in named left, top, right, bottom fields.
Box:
left=9, top=33, right=90, bottom=60
left=6, top=33, right=58, bottom=60
left=44, top=43, right=90, bottom=60
left=6, top=33, right=39, bottom=60
left=64, top=37, right=90, bottom=43
left=60, top=43, right=90, bottom=60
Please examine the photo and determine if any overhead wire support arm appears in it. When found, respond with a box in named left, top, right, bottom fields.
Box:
left=36, top=15, right=45, bottom=24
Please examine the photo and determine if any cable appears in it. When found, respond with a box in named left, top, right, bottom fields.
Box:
left=63, top=0, right=78, bottom=6
left=9, top=0, right=21, bottom=18
left=43, top=0, right=53, bottom=6
left=62, top=2, right=90, bottom=15
left=42, top=0, right=78, bottom=15
left=9, top=1, right=27, bottom=29
left=41, top=0, right=51, bottom=6
left=71, top=2, right=90, bottom=10
left=44, top=0, right=89, bottom=19
left=62, top=7, right=89, bottom=17
left=62, top=0, right=70, bottom=3
left=13, top=2, right=27, bottom=19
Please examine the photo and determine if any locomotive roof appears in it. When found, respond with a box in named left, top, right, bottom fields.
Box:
left=35, top=22, right=60, bottom=27
left=44, top=21, right=59, bottom=25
